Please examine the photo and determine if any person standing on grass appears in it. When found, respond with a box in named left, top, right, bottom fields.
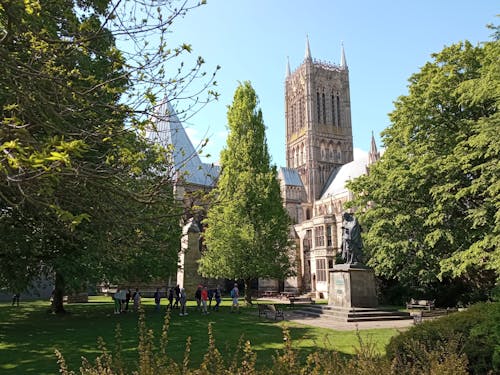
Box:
left=173, top=284, right=180, bottom=309
left=208, top=288, right=214, bottom=310
left=167, top=287, right=174, bottom=310
left=113, top=288, right=122, bottom=314
left=179, top=287, right=188, bottom=316
left=12, top=293, right=20, bottom=306
left=214, top=285, right=222, bottom=311
left=154, top=288, right=161, bottom=311
left=133, top=288, right=141, bottom=312
left=230, top=283, right=240, bottom=313
left=195, top=285, right=202, bottom=311
left=201, top=286, right=209, bottom=314
left=119, top=288, right=126, bottom=312
left=125, top=289, right=131, bottom=311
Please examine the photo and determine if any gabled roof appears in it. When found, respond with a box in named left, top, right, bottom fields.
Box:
left=145, top=100, right=219, bottom=187
left=279, top=167, right=304, bottom=187
left=320, top=154, right=368, bottom=199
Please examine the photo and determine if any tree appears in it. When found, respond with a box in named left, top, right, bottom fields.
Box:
left=199, top=82, right=293, bottom=304
left=0, top=0, right=217, bottom=312
left=347, top=36, right=499, bottom=304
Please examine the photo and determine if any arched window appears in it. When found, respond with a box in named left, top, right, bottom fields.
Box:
left=316, top=92, right=321, bottom=123
left=336, top=144, right=342, bottom=162
left=331, top=94, right=336, bottom=126
left=337, top=95, right=341, bottom=127
left=322, top=93, right=326, bottom=124
left=300, top=99, right=304, bottom=128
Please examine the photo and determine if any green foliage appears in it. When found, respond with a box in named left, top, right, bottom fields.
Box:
left=386, top=302, right=500, bottom=374
left=347, top=34, right=500, bottom=300
left=53, top=307, right=470, bottom=374
left=0, top=0, right=217, bottom=311
left=199, top=82, right=293, bottom=300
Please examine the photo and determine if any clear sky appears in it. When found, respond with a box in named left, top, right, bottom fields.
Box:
left=166, top=0, right=497, bottom=167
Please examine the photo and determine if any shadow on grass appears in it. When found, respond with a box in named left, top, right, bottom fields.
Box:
left=0, top=298, right=394, bottom=374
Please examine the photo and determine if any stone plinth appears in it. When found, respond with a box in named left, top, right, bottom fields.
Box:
left=328, top=264, right=378, bottom=308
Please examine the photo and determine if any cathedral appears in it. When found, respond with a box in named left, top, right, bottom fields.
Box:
left=148, top=38, right=379, bottom=298
left=279, top=38, right=379, bottom=298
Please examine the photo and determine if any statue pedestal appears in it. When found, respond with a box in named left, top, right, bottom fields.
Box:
left=328, top=264, right=378, bottom=308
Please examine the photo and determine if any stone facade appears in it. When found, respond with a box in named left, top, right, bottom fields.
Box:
left=281, top=39, right=379, bottom=299
left=148, top=39, right=379, bottom=299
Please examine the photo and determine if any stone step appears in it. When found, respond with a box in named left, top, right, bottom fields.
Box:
left=292, top=305, right=412, bottom=322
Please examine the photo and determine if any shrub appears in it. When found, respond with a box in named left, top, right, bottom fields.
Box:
left=55, top=308, right=470, bottom=374
left=386, top=302, right=500, bottom=374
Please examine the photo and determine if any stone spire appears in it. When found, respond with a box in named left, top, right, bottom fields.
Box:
left=340, top=42, right=347, bottom=68
left=368, top=131, right=380, bottom=165
left=305, top=35, right=312, bottom=61
left=286, top=56, right=291, bottom=78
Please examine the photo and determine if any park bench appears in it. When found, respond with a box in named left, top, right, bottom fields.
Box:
left=406, top=298, right=435, bottom=311
left=257, top=304, right=269, bottom=318
left=289, top=296, right=315, bottom=307
left=266, top=304, right=284, bottom=320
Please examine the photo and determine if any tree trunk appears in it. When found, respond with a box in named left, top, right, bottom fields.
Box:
left=52, top=272, right=66, bottom=314
left=244, top=278, right=253, bottom=305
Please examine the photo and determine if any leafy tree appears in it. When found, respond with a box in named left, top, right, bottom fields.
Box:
left=199, top=82, right=293, bottom=304
left=347, top=36, right=499, bottom=303
left=0, top=0, right=217, bottom=312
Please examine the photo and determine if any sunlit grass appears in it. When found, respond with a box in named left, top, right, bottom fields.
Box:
left=0, top=296, right=402, bottom=374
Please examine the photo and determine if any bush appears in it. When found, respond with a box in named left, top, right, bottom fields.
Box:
left=386, top=302, right=500, bottom=374
left=54, top=308, right=472, bottom=374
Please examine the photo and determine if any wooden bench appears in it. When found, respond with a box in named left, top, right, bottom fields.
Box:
left=258, top=304, right=269, bottom=318
left=406, top=298, right=435, bottom=311
left=266, top=304, right=284, bottom=320
left=289, top=296, right=315, bottom=307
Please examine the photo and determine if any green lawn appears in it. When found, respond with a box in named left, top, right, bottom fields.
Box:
left=0, top=297, right=402, bottom=374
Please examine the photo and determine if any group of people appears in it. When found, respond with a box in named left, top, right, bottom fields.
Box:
left=113, top=288, right=141, bottom=314
left=193, top=284, right=223, bottom=314
left=115, top=283, right=241, bottom=316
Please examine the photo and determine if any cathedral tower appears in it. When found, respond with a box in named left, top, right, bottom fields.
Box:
left=285, top=38, right=353, bottom=203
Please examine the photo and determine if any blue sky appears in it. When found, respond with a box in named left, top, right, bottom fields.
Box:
left=167, top=0, right=497, bottom=167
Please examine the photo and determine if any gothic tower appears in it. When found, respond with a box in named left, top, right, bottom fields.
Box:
left=285, top=38, right=353, bottom=204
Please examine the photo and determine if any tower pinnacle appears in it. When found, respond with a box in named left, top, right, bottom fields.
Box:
left=305, top=35, right=312, bottom=61
left=340, top=42, right=347, bottom=68
left=286, top=56, right=291, bottom=78
left=368, top=131, right=380, bottom=165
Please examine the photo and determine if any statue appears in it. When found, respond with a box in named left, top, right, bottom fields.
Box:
left=341, top=212, right=363, bottom=264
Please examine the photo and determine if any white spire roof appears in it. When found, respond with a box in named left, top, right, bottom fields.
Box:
left=286, top=56, right=291, bottom=78
left=145, top=99, right=219, bottom=187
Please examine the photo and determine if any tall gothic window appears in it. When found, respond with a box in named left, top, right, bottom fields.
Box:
left=331, top=94, right=336, bottom=126
left=337, top=95, right=341, bottom=127
left=322, top=93, right=326, bottom=124
left=316, top=92, right=321, bottom=123
left=300, top=99, right=304, bottom=128
left=316, top=259, right=327, bottom=282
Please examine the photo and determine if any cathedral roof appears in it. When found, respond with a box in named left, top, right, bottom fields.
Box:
left=145, top=100, right=219, bottom=187
left=320, top=154, right=368, bottom=199
left=279, top=167, right=304, bottom=187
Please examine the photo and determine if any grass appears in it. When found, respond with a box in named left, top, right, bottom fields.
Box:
left=0, top=296, right=402, bottom=374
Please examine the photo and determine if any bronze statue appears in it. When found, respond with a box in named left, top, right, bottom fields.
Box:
left=341, top=212, right=363, bottom=264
